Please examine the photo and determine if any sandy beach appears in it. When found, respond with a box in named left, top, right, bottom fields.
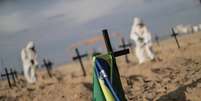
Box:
left=1, top=32, right=201, bottom=101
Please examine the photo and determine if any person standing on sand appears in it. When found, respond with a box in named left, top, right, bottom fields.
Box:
left=130, top=17, right=156, bottom=64
left=21, top=41, right=38, bottom=83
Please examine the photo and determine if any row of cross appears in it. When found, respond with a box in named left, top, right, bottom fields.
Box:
left=0, top=59, right=53, bottom=88
left=72, top=36, right=132, bottom=77
left=72, top=28, right=182, bottom=77
left=1, top=28, right=181, bottom=88
left=1, top=68, right=18, bottom=88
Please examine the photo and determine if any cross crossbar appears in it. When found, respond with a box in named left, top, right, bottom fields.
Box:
left=72, top=48, right=88, bottom=76
left=102, top=29, right=130, bottom=57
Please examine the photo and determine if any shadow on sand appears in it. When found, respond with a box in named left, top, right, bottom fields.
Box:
left=83, top=82, right=92, bottom=91
left=156, top=77, right=201, bottom=101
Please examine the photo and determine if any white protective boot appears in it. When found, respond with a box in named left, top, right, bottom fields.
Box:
left=145, top=44, right=155, bottom=60
left=135, top=46, right=146, bottom=64
left=144, top=31, right=155, bottom=61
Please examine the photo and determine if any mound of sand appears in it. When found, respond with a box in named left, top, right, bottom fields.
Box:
left=1, top=32, right=201, bottom=101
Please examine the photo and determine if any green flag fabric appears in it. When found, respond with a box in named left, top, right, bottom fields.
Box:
left=92, top=53, right=127, bottom=101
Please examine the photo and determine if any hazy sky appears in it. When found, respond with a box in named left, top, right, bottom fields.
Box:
left=0, top=0, right=201, bottom=71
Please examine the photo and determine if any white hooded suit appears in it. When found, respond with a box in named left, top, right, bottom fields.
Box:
left=130, top=17, right=155, bottom=64
left=21, top=41, right=38, bottom=83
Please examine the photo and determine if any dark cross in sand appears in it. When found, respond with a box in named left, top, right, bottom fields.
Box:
left=1, top=68, right=13, bottom=88
left=42, top=59, right=53, bottom=78
left=102, top=29, right=130, bottom=58
left=9, top=68, right=17, bottom=85
left=13, top=70, right=18, bottom=79
left=155, top=34, right=160, bottom=46
left=171, top=28, right=181, bottom=49
left=128, top=39, right=135, bottom=55
left=72, top=48, right=88, bottom=77
left=118, top=37, right=131, bottom=63
left=102, top=29, right=129, bottom=101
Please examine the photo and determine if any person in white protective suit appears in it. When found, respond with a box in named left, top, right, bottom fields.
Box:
left=130, top=17, right=156, bottom=64
left=21, top=41, right=38, bottom=83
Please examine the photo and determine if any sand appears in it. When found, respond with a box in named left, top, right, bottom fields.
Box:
left=1, top=32, right=201, bottom=101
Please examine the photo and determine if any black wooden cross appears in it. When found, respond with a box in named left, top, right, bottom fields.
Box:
left=42, top=59, right=53, bottom=78
left=155, top=34, right=160, bottom=46
left=1, top=68, right=12, bottom=88
left=118, top=37, right=131, bottom=63
left=9, top=68, right=16, bottom=85
left=13, top=70, right=18, bottom=79
left=171, top=28, right=181, bottom=49
left=102, top=29, right=130, bottom=58
left=128, top=39, right=135, bottom=55
left=72, top=48, right=88, bottom=77
left=102, top=29, right=129, bottom=101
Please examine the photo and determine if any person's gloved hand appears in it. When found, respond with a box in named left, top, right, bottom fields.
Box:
left=138, top=37, right=144, bottom=43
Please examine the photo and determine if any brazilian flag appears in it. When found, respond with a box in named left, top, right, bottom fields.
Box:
left=92, top=53, right=127, bottom=101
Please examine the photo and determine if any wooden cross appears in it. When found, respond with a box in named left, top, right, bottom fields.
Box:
left=171, top=28, right=180, bottom=48
left=102, top=29, right=129, bottom=101
left=9, top=68, right=16, bottom=85
left=128, top=39, right=135, bottom=55
left=42, top=59, right=53, bottom=78
left=102, top=29, right=130, bottom=58
left=118, top=37, right=131, bottom=63
left=155, top=34, right=160, bottom=46
left=13, top=70, right=18, bottom=79
left=1, top=68, right=12, bottom=88
left=72, top=48, right=88, bottom=76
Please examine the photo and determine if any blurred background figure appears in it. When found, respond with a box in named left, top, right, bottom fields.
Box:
left=174, top=24, right=193, bottom=34
left=21, top=41, right=38, bottom=83
left=130, top=17, right=156, bottom=64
